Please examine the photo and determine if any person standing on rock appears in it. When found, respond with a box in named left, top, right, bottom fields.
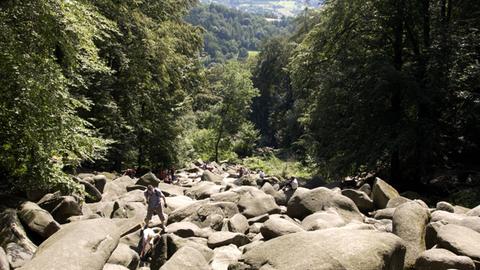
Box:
left=283, top=176, right=298, bottom=191
left=144, top=185, right=167, bottom=230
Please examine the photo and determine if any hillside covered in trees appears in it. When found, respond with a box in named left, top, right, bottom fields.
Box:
left=250, top=0, right=480, bottom=202
left=2, top=1, right=480, bottom=270
left=1, top=0, right=479, bottom=204
left=186, top=3, right=290, bottom=63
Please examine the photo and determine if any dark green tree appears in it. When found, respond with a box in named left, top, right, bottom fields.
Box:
left=0, top=0, right=113, bottom=192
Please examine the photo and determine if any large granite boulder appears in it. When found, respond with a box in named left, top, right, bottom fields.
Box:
left=135, top=172, right=160, bottom=187
left=415, top=248, right=475, bottom=270
left=157, top=183, right=186, bottom=197
left=18, top=218, right=121, bottom=270
left=240, top=228, right=406, bottom=270
left=0, top=207, right=37, bottom=254
left=227, top=214, right=249, bottom=234
left=167, top=200, right=209, bottom=224
left=211, top=187, right=280, bottom=218
left=386, top=196, right=411, bottom=209
left=185, top=181, right=222, bottom=200
left=92, top=175, right=108, bottom=193
left=210, top=244, right=242, bottom=270
left=0, top=247, right=8, bottom=270
left=372, top=178, right=400, bottom=209
left=207, top=232, right=250, bottom=249
left=301, top=209, right=346, bottom=231
left=436, top=224, right=480, bottom=266
left=37, top=193, right=82, bottom=224
left=374, top=208, right=396, bottom=220
left=50, top=196, right=83, bottom=223
left=165, top=234, right=213, bottom=262
left=6, top=242, right=33, bottom=269
left=201, top=171, right=224, bottom=184
left=234, top=175, right=257, bottom=186
left=261, top=183, right=293, bottom=206
left=164, top=196, right=194, bottom=213
left=260, top=215, right=304, bottom=240
left=341, top=189, right=374, bottom=213
left=160, top=246, right=210, bottom=270
left=467, top=205, right=480, bottom=217
left=119, top=229, right=142, bottom=251
left=431, top=210, right=480, bottom=233
left=79, top=180, right=102, bottom=203
left=166, top=222, right=202, bottom=238
left=102, top=176, right=136, bottom=202
left=18, top=201, right=60, bottom=239
left=168, top=201, right=239, bottom=230
left=392, top=202, right=430, bottom=269
left=111, top=201, right=146, bottom=219
left=107, top=243, right=139, bottom=270
left=286, top=187, right=363, bottom=222
left=86, top=201, right=116, bottom=218
left=436, top=201, right=455, bottom=213
left=103, top=264, right=129, bottom=270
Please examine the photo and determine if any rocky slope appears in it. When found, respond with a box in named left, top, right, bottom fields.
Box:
left=1, top=161, right=480, bottom=270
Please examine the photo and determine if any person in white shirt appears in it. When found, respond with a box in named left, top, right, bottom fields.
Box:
left=283, top=176, right=298, bottom=191
left=140, top=228, right=158, bottom=259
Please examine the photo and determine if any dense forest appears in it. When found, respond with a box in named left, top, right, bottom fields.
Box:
left=186, top=3, right=290, bottom=63
left=1, top=0, right=479, bottom=205
left=250, top=0, right=480, bottom=202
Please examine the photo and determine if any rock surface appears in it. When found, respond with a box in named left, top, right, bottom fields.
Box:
left=392, top=202, right=430, bottom=269
left=210, top=244, right=242, bottom=270
left=436, top=224, right=480, bottom=264
left=18, top=201, right=61, bottom=239
left=287, top=187, right=363, bottom=222
left=160, top=246, right=210, bottom=270
left=0, top=247, right=9, bottom=270
left=208, top=232, right=250, bottom=248
left=0, top=207, right=37, bottom=254
left=415, top=248, right=475, bottom=270
left=5, top=163, right=478, bottom=270
left=341, top=189, right=374, bottom=213
left=19, top=218, right=121, bottom=270
left=372, top=178, right=400, bottom=209
left=301, top=209, right=346, bottom=231
left=241, top=228, right=406, bottom=270
left=260, top=215, right=304, bottom=240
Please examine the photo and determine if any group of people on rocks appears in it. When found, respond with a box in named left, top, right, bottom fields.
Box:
left=132, top=164, right=299, bottom=262
left=140, top=184, right=166, bottom=261
left=157, top=167, right=176, bottom=184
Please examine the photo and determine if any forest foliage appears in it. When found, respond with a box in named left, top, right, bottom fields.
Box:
left=0, top=0, right=204, bottom=193
left=0, top=0, right=262, bottom=194
left=0, top=0, right=478, bottom=197
left=251, top=0, right=480, bottom=190
left=186, top=3, right=290, bottom=64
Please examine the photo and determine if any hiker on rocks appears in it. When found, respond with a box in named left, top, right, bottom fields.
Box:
left=144, top=185, right=167, bottom=230
left=238, top=167, right=248, bottom=177
left=169, top=167, right=176, bottom=183
left=259, top=170, right=265, bottom=180
left=283, top=176, right=298, bottom=191
left=163, top=169, right=172, bottom=184
left=123, top=168, right=136, bottom=178
left=203, top=163, right=214, bottom=172
left=140, top=227, right=159, bottom=260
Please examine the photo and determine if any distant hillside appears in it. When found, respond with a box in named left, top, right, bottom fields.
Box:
left=200, top=0, right=323, bottom=17
left=186, top=3, right=291, bottom=64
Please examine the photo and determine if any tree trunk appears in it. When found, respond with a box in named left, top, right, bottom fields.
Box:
left=390, top=0, right=405, bottom=187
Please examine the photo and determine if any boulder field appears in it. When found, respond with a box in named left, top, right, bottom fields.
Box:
left=1, top=164, right=479, bottom=270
